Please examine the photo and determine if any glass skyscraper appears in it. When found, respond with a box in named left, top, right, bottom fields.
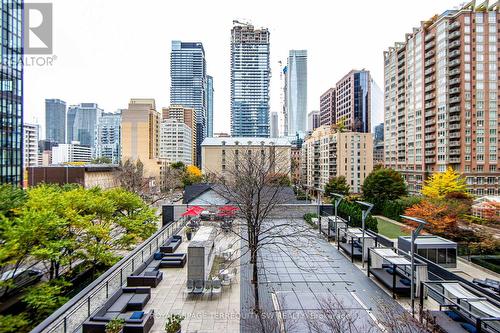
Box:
left=170, top=41, right=207, bottom=166
left=206, top=75, right=214, bottom=138
left=230, top=22, right=270, bottom=137
left=95, top=112, right=121, bottom=164
left=0, top=0, right=23, bottom=185
left=67, top=103, right=103, bottom=148
left=287, top=50, right=307, bottom=136
left=45, top=99, right=67, bottom=144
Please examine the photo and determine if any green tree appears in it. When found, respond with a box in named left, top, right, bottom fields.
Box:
left=362, top=168, right=407, bottom=211
left=0, top=314, right=30, bottom=333
left=23, top=280, right=70, bottom=323
left=91, top=157, right=112, bottom=164
left=324, top=176, right=350, bottom=197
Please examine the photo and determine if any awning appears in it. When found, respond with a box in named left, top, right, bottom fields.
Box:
left=371, top=248, right=411, bottom=265
left=442, top=283, right=500, bottom=318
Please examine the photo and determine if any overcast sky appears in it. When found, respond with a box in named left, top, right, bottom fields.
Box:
left=25, top=0, right=462, bottom=137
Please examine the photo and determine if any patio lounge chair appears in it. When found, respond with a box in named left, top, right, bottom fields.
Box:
left=185, top=279, right=194, bottom=296
left=211, top=279, right=222, bottom=299
left=193, top=279, right=204, bottom=295
left=203, top=280, right=212, bottom=295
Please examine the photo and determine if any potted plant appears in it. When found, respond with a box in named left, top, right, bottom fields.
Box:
left=185, top=227, right=193, bottom=241
left=105, top=318, right=125, bottom=333
left=165, top=314, right=185, bottom=333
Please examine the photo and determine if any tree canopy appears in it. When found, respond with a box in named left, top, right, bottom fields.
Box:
left=421, top=167, right=467, bottom=199
left=324, top=176, right=350, bottom=197
left=362, top=168, right=407, bottom=211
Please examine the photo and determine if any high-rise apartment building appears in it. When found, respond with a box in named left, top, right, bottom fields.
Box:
left=23, top=123, right=40, bottom=169
left=95, top=112, right=121, bottom=164
left=319, top=88, right=336, bottom=127
left=308, top=111, right=320, bottom=132
left=162, top=105, right=197, bottom=164
left=170, top=41, right=207, bottom=166
left=373, top=123, right=384, bottom=166
left=336, top=70, right=371, bottom=133
left=0, top=0, right=23, bottom=185
left=159, top=119, right=193, bottom=165
left=207, top=75, right=214, bottom=138
left=45, top=99, right=66, bottom=145
left=67, top=103, right=103, bottom=148
left=52, top=142, right=92, bottom=164
left=384, top=4, right=499, bottom=195
left=281, top=64, right=289, bottom=136
left=287, top=50, right=308, bottom=136
left=121, top=99, right=161, bottom=178
left=270, top=112, right=279, bottom=138
left=301, top=126, right=373, bottom=194
left=231, top=21, right=270, bottom=137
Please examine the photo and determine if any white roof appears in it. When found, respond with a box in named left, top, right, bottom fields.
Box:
left=474, top=195, right=500, bottom=204
left=201, top=137, right=291, bottom=147
left=442, top=283, right=500, bottom=318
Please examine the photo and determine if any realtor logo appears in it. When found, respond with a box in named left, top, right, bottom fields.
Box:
left=24, top=3, right=53, bottom=54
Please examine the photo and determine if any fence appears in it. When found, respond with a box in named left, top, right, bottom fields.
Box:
left=31, top=218, right=185, bottom=333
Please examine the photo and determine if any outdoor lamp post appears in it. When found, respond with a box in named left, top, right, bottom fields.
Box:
left=400, top=215, right=427, bottom=317
left=331, top=194, right=345, bottom=239
left=317, top=189, right=323, bottom=234
left=355, top=201, right=373, bottom=268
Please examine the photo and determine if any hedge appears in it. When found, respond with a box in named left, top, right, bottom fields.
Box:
left=470, top=255, right=500, bottom=274
left=337, top=201, right=378, bottom=233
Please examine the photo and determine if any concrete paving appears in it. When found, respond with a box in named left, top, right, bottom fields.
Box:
left=144, top=230, right=241, bottom=333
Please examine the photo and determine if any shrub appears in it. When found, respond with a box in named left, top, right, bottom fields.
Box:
left=303, top=213, right=318, bottom=226
left=337, top=200, right=378, bottom=232
left=381, top=196, right=423, bottom=221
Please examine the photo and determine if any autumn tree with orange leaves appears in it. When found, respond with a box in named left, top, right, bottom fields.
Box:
left=404, top=200, right=461, bottom=238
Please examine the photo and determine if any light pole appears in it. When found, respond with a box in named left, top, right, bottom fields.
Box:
left=317, top=189, right=323, bottom=234
left=331, top=194, right=344, bottom=239
left=356, top=201, right=373, bottom=268
left=400, top=215, right=427, bottom=317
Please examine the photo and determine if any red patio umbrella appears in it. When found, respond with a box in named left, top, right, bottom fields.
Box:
left=189, top=206, right=205, bottom=213
left=181, top=207, right=201, bottom=217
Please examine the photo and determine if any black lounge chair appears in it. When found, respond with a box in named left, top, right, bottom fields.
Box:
left=160, top=235, right=182, bottom=253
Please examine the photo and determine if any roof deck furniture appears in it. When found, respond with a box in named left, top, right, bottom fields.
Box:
left=188, top=226, right=216, bottom=286
left=160, top=235, right=182, bottom=253
left=337, top=227, right=377, bottom=262
left=420, top=281, right=500, bottom=333
left=474, top=279, right=500, bottom=294
left=398, top=235, right=457, bottom=268
left=126, top=256, right=163, bottom=288
left=159, top=253, right=187, bottom=268
left=82, top=287, right=153, bottom=333
left=193, top=279, right=204, bottom=295
left=211, top=279, right=222, bottom=299
left=368, top=247, right=428, bottom=299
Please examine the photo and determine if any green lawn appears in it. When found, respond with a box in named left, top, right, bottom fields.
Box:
left=376, top=217, right=410, bottom=239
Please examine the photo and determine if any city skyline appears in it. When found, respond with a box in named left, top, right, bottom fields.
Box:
left=25, top=0, right=463, bottom=137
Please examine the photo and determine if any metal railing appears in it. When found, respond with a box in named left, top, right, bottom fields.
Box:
left=31, top=219, right=185, bottom=333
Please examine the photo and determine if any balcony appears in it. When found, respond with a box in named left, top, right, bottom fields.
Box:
left=449, top=115, right=461, bottom=122
left=425, top=158, right=436, bottom=163
left=425, top=84, right=436, bottom=93
left=425, top=119, right=436, bottom=126
left=449, top=149, right=461, bottom=155
left=425, top=93, right=436, bottom=101
left=449, top=40, right=461, bottom=49
left=449, top=132, right=461, bottom=138
left=448, top=68, right=460, bottom=76
left=425, top=50, right=435, bottom=59
left=425, top=41, right=435, bottom=50
left=449, top=78, right=461, bottom=86
left=449, top=123, right=461, bottom=130
left=449, top=97, right=461, bottom=104
left=450, top=106, right=461, bottom=113
left=449, top=88, right=460, bottom=97
left=425, top=126, right=436, bottom=134
left=450, top=140, right=461, bottom=147
left=425, top=76, right=436, bottom=84
left=448, top=31, right=461, bottom=40
left=425, top=33, right=435, bottom=41
left=425, top=110, right=435, bottom=118
left=425, top=134, right=436, bottom=141
left=425, top=101, right=436, bottom=109
left=449, top=59, right=461, bottom=68
left=449, top=157, right=461, bottom=163
left=425, top=150, right=435, bottom=157
left=448, top=21, right=460, bottom=31
left=449, top=50, right=460, bottom=59
left=425, top=142, right=436, bottom=148
left=425, top=58, right=436, bottom=67
left=425, top=67, right=436, bottom=76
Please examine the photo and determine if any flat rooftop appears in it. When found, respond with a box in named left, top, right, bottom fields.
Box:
left=399, top=235, right=457, bottom=245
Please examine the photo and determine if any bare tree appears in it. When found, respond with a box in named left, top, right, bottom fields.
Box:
left=374, top=301, right=430, bottom=333
left=209, top=148, right=313, bottom=332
